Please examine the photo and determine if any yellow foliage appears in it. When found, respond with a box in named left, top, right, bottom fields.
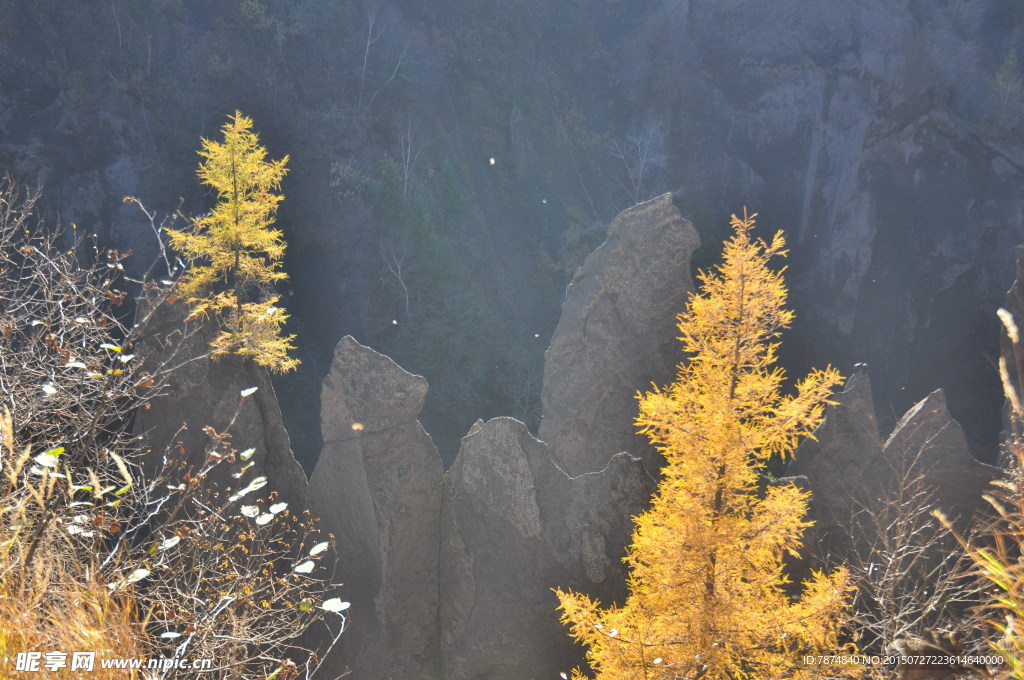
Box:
left=168, top=111, right=298, bottom=373
left=556, top=210, right=850, bottom=680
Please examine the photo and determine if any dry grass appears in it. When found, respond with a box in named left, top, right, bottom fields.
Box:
left=929, top=307, right=1024, bottom=679
left=0, top=408, right=150, bottom=679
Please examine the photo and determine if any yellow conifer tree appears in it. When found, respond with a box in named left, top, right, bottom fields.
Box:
left=168, top=110, right=298, bottom=372
left=556, top=210, right=850, bottom=680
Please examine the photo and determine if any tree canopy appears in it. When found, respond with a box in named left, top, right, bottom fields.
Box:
left=168, top=110, right=298, bottom=373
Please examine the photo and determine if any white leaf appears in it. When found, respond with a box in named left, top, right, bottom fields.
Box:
left=293, top=560, right=315, bottom=574
left=228, top=476, right=268, bottom=502
left=160, top=536, right=181, bottom=550
left=321, top=598, right=350, bottom=613
left=41, top=383, right=57, bottom=395
left=561, top=674, right=568, bottom=679
left=239, top=448, right=256, bottom=462
left=65, top=361, right=87, bottom=369
left=240, top=505, right=260, bottom=518
left=34, top=448, right=62, bottom=468
left=255, top=513, right=275, bottom=526
left=653, top=658, right=662, bottom=665
left=309, top=541, right=330, bottom=557
left=118, top=354, right=135, bottom=363
left=240, top=386, right=258, bottom=397
left=160, top=632, right=182, bottom=639
left=100, top=343, right=122, bottom=353
left=126, top=568, right=150, bottom=584
left=269, top=502, right=287, bottom=514
left=608, top=629, right=618, bottom=638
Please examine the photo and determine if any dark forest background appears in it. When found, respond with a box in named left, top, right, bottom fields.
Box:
left=3, top=0, right=1023, bottom=465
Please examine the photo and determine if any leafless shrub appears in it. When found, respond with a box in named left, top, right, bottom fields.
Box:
left=609, top=116, right=668, bottom=207
left=834, top=450, right=989, bottom=678
left=0, top=179, right=345, bottom=678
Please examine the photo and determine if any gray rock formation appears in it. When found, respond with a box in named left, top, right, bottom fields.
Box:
left=787, top=368, right=883, bottom=502
left=134, top=307, right=308, bottom=511
left=788, top=369, right=999, bottom=557
left=650, top=0, right=1024, bottom=453
left=307, top=336, right=443, bottom=680
left=440, top=418, right=653, bottom=680
left=309, top=193, right=700, bottom=678
left=538, top=194, right=700, bottom=475
left=879, top=388, right=999, bottom=523
left=786, top=367, right=884, bottom=546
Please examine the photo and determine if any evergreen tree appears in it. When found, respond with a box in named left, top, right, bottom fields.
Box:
left=168, top=111, right=298, bottom=372
left=556, top=210, right=849, bottom=680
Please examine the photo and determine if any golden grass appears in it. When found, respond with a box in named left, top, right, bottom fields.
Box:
left=0, top=409, right=150, bottom=679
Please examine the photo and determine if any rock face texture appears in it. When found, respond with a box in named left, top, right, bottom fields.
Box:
left=439, top=418, right=653, bottom=680
left=6, top=1, right=1024, bottom=468
left=307, top=336, right=444, bottom=680
left=879, top=389, right=999, bottom=517
left=785, top=367, right=884, bottom=546
left=308, top=198, right=697, bottom=678
left=788, top=368, right=1000, bottom=555
left=539, top=194, right=700, bottom=475
left=135, top=308, right=308, bottom=511
left=643, top=1, right=1023, bottom=455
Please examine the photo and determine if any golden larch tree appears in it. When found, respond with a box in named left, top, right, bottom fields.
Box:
left=556, top=210, right=850, bottom=680
left=168, top=110, right=298, bottom=372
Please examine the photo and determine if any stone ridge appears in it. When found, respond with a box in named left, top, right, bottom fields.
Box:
left=307, top=336, right=443, bottom=680
left=539, top=193, right=701, bottom=476
left=307, top=196, right=698, bottom=678
left=134, top=302, right=308, bottom=513
left=787, top=369, right=1000, bottom=568
left=439, top=417, right=653, bottom=679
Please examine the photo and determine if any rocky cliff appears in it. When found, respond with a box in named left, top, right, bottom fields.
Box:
left=306, top=197, right=696, bottom=679
left=307, top=336, right=443, bottom=679
left=787, top=367, right=1000, bottom=561
left=5, top=0, right=1024, bottom=463
left=134, top=305, right=308, bottom=512
left=140, top=193, right=1009, bottom=679
left=539, top=193, right=701, bottom=475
